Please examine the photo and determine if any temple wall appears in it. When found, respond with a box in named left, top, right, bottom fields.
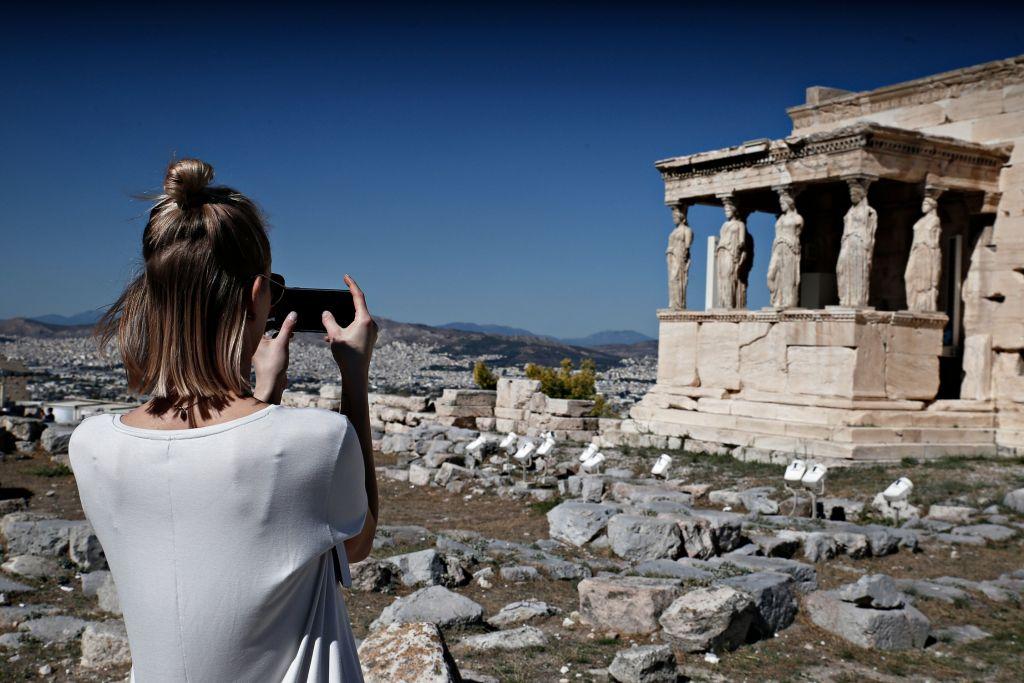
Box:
left=788, top=56, right=1024, bottom=451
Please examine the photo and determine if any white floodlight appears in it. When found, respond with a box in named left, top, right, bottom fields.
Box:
left=499, top=432, right=518, bottom=449
left=801, top=463, right=827, bottom=490
left=882, top=477, right=913, bottom=502
left=581, top=452, right=605, bottom=473
left=536, top=436, right=556, bottom=457
left=881, top=476, right=914, bottom=524
left=651, top=454, right=672, bottom=478
left=799, top=463, right=828, bottom=518
left=578, top=442, right=599, bottom=462
left=513, top=441, right=536, bottom=462
left=783, top=459, right=808, bottom=517
left=784, top=459, right=807, bottom=483
left=466, top=435, right=488, bottom=452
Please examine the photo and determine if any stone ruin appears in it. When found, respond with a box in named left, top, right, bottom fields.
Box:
left=629, top=54, right=1024, bottom=464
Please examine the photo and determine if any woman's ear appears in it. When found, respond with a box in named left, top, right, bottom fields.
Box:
left=247, top=276, right=264, bottom=318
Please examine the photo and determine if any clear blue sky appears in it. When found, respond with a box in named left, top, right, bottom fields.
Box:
left=2, top=2, right=1022, bottom=337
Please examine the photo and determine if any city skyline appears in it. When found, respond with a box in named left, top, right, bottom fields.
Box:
left=2, top=3, right=1023, bottom=337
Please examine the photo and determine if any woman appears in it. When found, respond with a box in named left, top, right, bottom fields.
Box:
left=69, top=158, right=378, bottom=682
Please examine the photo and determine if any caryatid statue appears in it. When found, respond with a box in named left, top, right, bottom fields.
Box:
left=767, top=187, right=804, bottom=308
left=905, top=191, right=943, bottom=312
left=836, top=178, right=877, bottom=308
left=715, top=195, right=750, bottom=309
left=666, top=203, right=694, bottom=310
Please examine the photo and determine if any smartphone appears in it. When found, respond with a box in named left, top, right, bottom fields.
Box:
left=267, top=288, right=355, bottom=333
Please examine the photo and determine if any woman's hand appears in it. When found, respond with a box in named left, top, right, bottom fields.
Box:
left=322, top=274, right=378, bottom=386
left=252, top=311, right=297, bottom=404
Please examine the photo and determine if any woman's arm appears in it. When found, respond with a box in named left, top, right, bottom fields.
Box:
left=322, top=275, right=379, bottom=563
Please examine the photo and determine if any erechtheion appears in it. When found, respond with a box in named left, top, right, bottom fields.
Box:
left=630, top=55, right=1024, bottom=462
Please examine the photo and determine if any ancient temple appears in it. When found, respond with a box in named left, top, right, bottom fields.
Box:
left=629, top=55, right=1024, bottom=461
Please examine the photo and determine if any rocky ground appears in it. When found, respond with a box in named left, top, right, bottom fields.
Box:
left=0, top=422, right=1022, bottom=682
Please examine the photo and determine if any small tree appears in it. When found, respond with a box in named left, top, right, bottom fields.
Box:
left=524, top=357, right=596, bottom=400
left=473, top=360, right=498, bottom=390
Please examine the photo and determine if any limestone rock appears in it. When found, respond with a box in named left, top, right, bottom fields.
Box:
left=486, top=599, right=559, bottom=629
left=690, top=510, right=745, bottom=553
left=1, top=554, right=59, bottom=579
left=97, top=575, right=122, bottom=615
left=80, top=570, right=111, bottom=597
left=374, top=525, right=435, bottom=550
left=607, top=644, right=677, bottom=683
left=658, top=585, right=756, bottom=653
left=708, top=555, right=817, bottom=593
left=498, top=565, right=540, bottom=582
left=385, top=549, right=452, bottom=587
left=80, top=620, right=131, bottom=669
left=40, top=425, right=74, bottom=454
left=547, top=502, right=621, bottom=546
left=456, top=625, right=547, bottom=652
left=722, top=571, right=797, bottom=637
left=950, top=523, right=1017, bottom=542
left=804, top=589, right=930, bottom=650
left=0, top=605, right=60, bottom=629
left=358, top=622, right=461, bottom=683
left=578, top=576, right=683, bottom=635
left=675, top=517, right=716, bottom=559
left=371, top=585, right=484, bottom=630
left=0, top=632, right=26, bottom=649
left=635, top=559, right=713, bottom=581
left=927, top=504, right=976, bottom=524
left=0, top=575, right=36, bottom=594
left=748, top=534, right=799, bottom=559
left=350, top=559, right=399, bottom=593
left=894, top=578, right=970, bottom=604
left=607, top=515, right=683, bottom=562
left=837, top=574, right=904, bottom=609
left=19, top=615, right=91, bottom=643
left=932, top=624, right=991, bottom=644
left=1003, top=488, right=1024, bottom=514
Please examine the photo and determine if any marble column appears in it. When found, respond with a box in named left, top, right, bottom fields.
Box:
left=836, top=177, right=877, bottom=308
left=714, top=194, right=750, bottom=309
left=904, top=189, right=944, bottom=313
left=666, top=203, right=694, bottom=310
left=767, top=186, right=804, bottom=308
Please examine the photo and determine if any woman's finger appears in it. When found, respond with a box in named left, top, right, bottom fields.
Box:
left=322, top=310, right=344, bottom=339
left=345, top=274, right=370, bottom=320
left=277, top=311, right=298, bottom=348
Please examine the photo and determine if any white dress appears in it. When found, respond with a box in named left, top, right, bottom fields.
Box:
left=69, top=405, right=367, bottom=682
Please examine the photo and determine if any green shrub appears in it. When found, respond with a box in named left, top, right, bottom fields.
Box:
left=525, top=358, right=596, bottom=400
left=588, top=394, right=619, bottom=418
left=473, top=361, right=498, bottom=390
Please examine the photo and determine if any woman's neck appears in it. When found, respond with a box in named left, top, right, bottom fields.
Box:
left=120, top=393, right=269, bottom=430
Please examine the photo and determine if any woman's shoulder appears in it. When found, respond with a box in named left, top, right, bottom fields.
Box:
left=271, top=405, right=352, bottom=434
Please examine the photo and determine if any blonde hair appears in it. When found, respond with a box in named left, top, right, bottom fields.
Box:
left=97, top=159, right=271, bottom=417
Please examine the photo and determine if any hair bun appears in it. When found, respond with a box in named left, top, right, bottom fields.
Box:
left=164, top=158, right=214, bottom=208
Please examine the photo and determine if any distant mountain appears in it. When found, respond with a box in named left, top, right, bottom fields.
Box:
left=438, top=322, right=552, bottom=339
left=30, top=309, right=106, bottom=326
left=440, top=322, right=653, bottom=348
left=561, top=330, right=654, bottom=347
left=1, top=314, right=656, bottom=367
left=0, top=317, right=95, bottom=338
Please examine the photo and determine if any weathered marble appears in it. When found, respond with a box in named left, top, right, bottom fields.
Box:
left=667, top=203, right=694, bottom=310
left=904, top=195, right=943, bottom=312
left=837, top=178, right=877, bottom=308
left=767, top=187, right=804, bottom=309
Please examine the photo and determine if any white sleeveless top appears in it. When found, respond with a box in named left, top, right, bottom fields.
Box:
left=69, top=405, right=367, bottom=682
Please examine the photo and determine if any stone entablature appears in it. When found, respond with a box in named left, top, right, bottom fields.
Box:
left=656, top=308, right=947, bottom=328
left=787, top=55, right=1024, bottom=133
left=655, top=123, right=1008, bottom=206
